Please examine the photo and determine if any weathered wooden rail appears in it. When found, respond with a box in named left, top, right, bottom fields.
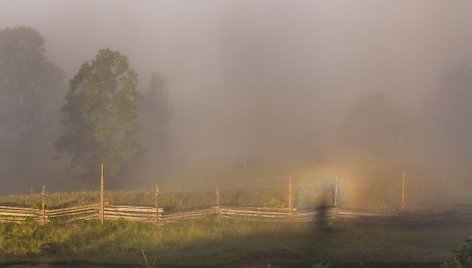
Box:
left=0, top=206, right=39, bottom=223
left=161, top=207, right=216, bottom=223
left=0, top=204, right=164, bottom=224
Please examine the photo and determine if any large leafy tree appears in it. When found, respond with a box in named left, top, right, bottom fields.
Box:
left=0, top=26, right=64, bottom=163
left=56, top=49, right=142, bottom=184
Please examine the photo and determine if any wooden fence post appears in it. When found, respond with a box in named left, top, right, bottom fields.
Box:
left=41, top=185, right=46, bottom=225
left=155, top=184, right=159, bottom=225
left=216, top=185, right=220, bottom=208
left=288, top=176, right=293, bottom=223
left=216, top=186, right=221, bottom=225
left=100, top=163, right=105, bottom=224
left=334, top=176, right=338, bottom=208
left=401, top=169, right=406, bottom=210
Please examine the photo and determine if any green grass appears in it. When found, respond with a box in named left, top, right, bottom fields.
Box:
left=0, top=188, right=291, bottom=211
left=0, top=217, right=469, bottom=267
left=0, top=181, right=470, bottom=267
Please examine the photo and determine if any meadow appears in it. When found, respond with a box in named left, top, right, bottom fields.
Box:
left=1, top=161, right=470, bottom=267
left=0, top=187, right=290, bottom=211
left=0, top=216, right=469, bottom=267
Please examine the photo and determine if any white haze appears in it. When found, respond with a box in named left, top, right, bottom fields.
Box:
left=1, top=0, right=472, bottom=196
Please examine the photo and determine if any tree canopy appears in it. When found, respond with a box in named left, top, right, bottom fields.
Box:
left=56, top=49, right=142, bottom=184
left=430, top=64, right=472, bottom=167
left=140, top=73, right=172, bottom=169
left=0, top=26, right=65, bottom=163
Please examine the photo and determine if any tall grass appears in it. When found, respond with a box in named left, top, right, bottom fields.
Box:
left=0, top=188, right=291, bottom=211
left=0, top=216, right=469, bottom=266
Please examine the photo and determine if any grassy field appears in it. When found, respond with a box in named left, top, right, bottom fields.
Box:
left=0, top=188, right=294, bottom=211
left=3, top=157, right=468, bottom=212
left=0, top=169, right=470, bottom=267
left=0, top=216, right=469, bottom=267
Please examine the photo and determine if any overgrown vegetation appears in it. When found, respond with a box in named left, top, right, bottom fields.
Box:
left=56, top=49, right=143, bottom=184
left=0, top=26, right=65, bottom=174
left=0, top=187, right=469, bottom=267
left=0, top=188, right=290, bottom=211
left=442, top=232, right=472, bottom=268
left=0, top=217, right=468, bottom=267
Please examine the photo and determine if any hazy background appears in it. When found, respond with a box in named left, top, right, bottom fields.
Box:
left=1, top=0, right=472, bottom=205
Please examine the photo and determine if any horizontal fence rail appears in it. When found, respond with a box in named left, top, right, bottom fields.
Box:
left=0, top=206, right=40, bottom=223
left=295, top=208, right=336, bottom=223
left=219, top=207, right=292, bottom=221
left=48, top=204, right=100, bottom=224
left=104, top=205, right=164, bottom=222
left=161, top=208, right=216, bottom=223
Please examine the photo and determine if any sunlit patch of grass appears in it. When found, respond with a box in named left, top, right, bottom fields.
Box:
left=0, top=217, right=301, bottom=264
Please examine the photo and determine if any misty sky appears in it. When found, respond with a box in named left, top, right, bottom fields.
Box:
left=1, top=1, right=472, bottom=193
left=1, top=1, right=472, bottom=155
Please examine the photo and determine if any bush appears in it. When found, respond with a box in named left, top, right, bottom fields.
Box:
left=312, top=262, right=332, bottom=268
left=266, top=198, right=285, bottom=208
left=443, top=233, right=472, bottom=268
left=40, top=242, right=60, bottom=254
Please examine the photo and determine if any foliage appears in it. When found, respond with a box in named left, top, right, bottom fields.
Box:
left=431, top=64, right=472, bottom=169
left=140, top=73, right=172, bottom=147
left=56, top=49, right=142, bottom=184
left=442, top=233, right=472, bottom=268
left=0, top=26, right=65, bottom=162
left=266, top=198, right=285, bottom=208
left=0, top=188, right=288, bottom=211
left=31, top=202, right=42, bottom=210
left=312, top=262, right=332, bottom=268
left=139, top=72, right=173, bottom=172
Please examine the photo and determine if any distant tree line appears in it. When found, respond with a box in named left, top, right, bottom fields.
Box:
left=1, top=25, right=472, bottom=186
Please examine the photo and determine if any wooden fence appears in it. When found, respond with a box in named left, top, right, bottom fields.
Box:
left=0, top=166, right=470, bottom=225
left=0, top=203, right=164, bottom=224
left=0, top=206, right=38, bottom=223
left=0, top=203, right=467, bottom=225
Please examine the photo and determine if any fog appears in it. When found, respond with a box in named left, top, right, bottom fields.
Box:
left=1, top=0, right=472, bottom=201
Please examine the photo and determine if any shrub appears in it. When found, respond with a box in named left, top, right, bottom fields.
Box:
left=266, top=198, right=285, bottom=208
left=443, top=233, right=472, bottom=268
left=312, top=262, right=332, bottom=268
